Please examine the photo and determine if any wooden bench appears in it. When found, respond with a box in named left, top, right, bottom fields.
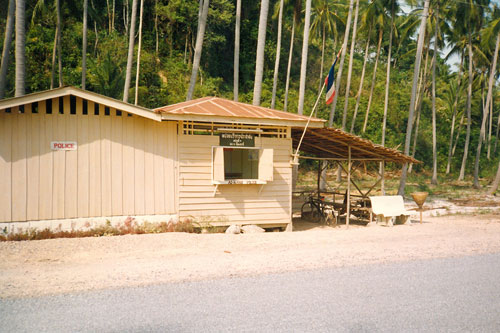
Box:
left=369, top=195, right=412, bottom=226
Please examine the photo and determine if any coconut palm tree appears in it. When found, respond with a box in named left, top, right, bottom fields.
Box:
left=15, top=0, right=26, bottom=96
left=187, top=0, right=210, bottom=101
left=134, top=0, right=145, bottom=105
left=123, top=0, right=138, bottom=102
left=473, top=10, right=500, bottom=188
left=284, top=0, right=302, bottom=111
left=56, top=0, right=62, bottom=87
left=0, top=0, right=15, bottom=98
left=398, top=0, right=430, bottom=195
left=82, top=0, right=88, bottom=90
left=271, top=0, right=284, bottom=109
left=253, top=0, right=270, bottom=106
left=233, top=0, right=241, bottom=101
left=297, top=0, right=312, bottom=115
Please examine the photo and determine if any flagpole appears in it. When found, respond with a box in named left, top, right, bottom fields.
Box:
left=293, top=46, right=343, bottom=165
left=293, top=82, right=326, bottom=164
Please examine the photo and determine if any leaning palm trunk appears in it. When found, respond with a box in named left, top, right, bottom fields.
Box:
left=297, top=0, right=312, bottom=114
left=329, top=0, right=355, bottom=126
left=398, top=0, right=430, bottom=196
left=186, top=0, right=210, bottom=101
left=317, top=23, right=326, bottom=95
left=487, top=94, right=493, bottom=159
left=233, top=0, right=241, bottom=101
left=50, top=27, right=58, bottom=89
left=271, top=0, right=284, bottom=109
left=123, top=0, right=138, bottom=102
left=82, top=0, right=88, bottom=89
left=341, top=0, right=360, bottom=130
left=284, top=19, right=295, bottom=111
left=473, top=32, right=500, bottom=188
left=362, top=29, right=382, bottom=133
left=446, top=52, right=464, bottom=174
left=15, top=0, right=26, bottom=96
left=408, top=101, right=422, bottom=174
left=458, top=34, right=474, bottom=181
left=134, top=0, right=144, bottom=105
left=0, top=0, right=15, bottom=98
left=350, top=28, right=371, bottom=133
left=431, top=4, right=439, bottom=185
left=381, top=2, right=394, bottom=148
left=253, top=0, right=270, bottom=106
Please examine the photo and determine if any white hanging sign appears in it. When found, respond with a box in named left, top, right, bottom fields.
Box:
left=51, top=141, right=77, bottom=151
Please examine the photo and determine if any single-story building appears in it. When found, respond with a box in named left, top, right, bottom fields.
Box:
left=0, top=86, right=417, bottom=233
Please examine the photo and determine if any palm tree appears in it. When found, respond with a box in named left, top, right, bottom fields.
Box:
left=329, top=0, right=355, bottom=126
left=134, top=0, right=145, bottom=105
left=56, top=0, right=62, bottom=87
left=488, top=161, right=500, bottom=194
left=82, top=0, right=88, bottom=90
left=473, top=12, right=500, bottom=188
left=0, top=0, right=15, bottom=98
left=297, top=0, right=312, bottom=114
left=123, top=0, right=138, bottom=102
left=398, top=0, right=430, bottom=196
left=187, top=0, right=210, bottom=101
left=284, top=0, right=302, bottom=111
left=341, top=0, right=360, bottom=130
left=15, top=0, right=26, bottom=96
left=233, top=0, right=241, bottom=101
left=253, top=0, right=270, bottom=106
left=271, top=0, right=284, bottom=109
left=350, top=25, right=371, bottom=133
left=431, top=2, right=441, bottom=185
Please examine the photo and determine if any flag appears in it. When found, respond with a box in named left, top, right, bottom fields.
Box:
left=324, top=58, right=338, bottom=105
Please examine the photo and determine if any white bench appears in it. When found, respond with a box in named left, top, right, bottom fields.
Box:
left=369, top=195, right=412, bottom=226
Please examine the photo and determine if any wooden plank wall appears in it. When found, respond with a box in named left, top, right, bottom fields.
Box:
left=0, top=97, right=177, bottom=223
left=177, top=134, right=292, bottom=226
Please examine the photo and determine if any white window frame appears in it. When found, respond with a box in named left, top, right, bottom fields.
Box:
left=211, top=146, right=273, bottom=185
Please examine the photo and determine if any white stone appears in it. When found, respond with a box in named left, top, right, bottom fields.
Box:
left=225, top=225, right=241, bottom=234
left=241, top=225, right=265, bottom=233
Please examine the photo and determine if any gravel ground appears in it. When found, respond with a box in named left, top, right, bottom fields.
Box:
left=1, top=213, right=499, bottom=299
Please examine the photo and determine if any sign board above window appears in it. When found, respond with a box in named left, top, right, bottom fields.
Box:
left=51, top=141, right=77, bottom=151
left=219, top=133, right=255, bottom=147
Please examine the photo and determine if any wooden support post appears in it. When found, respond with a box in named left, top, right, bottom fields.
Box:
left=317, top=160, right=321, bottom=198
left=381, top=160, right=385, bottom=195
left=347, top=145, right=351, bottom=228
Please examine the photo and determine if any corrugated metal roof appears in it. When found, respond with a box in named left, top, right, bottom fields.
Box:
left=292, top=127, right=420, bottom=165
left=154, top=97, right=325, bottom=125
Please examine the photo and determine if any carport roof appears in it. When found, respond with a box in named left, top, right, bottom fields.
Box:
left=291, top=127, right=420, bottom=164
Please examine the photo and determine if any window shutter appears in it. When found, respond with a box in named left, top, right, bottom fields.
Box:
left=259, top=148, right=274, bottom=182
left=212, top=147, right=225, bottom=182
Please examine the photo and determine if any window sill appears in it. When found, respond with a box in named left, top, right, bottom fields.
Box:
left=212, top=180, right=267, bottom=185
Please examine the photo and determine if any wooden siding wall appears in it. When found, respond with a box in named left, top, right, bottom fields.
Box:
left=0, top=97, right=177, bottom=223
left=178, top=134, right=292, bottom=226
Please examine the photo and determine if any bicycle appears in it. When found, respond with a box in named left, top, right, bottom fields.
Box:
left=301, top=194, right=328, bottom=223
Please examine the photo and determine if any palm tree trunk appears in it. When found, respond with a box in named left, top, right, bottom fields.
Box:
left=155, top=0, right=159, bottom=55
left=398, top=0, right=430, bottom=196
left=362, top=29, right=382, bottom=133
left=123, top=0, right=138, bottom=102
left=15, top=0, right=26, bottom=97
left=350, top=27, right=371, bottom=134
left=341, top=0, right=360, bottom=130
left=233, top=0, right=241, bottom=101
left=271, top=0, right=284, bottom=109
left=408, top=101, right=422, bottom=174
left=446, top=52, right=464, bottom=174
left=82, top=0, right=88, bottom=90
left=106, top=0, right=111, bottom=34
left=452, top=112, right=465, bottom=156
left=382, top=1, right=394, bottom=148
left=458, top=33, right=474, bottom=181
left=317, top=22, right=326, bottom=95
left=431, top=3, right=439, bottom=185
left=284, top=19, right=295, bottom=111
left=50, top=27, right=57, bottom=89
left=487, top=91, right=493, bottom=159
left=134, top=0, right=144, bottom=105
left=253, top=0, right=270, bottom=106
left=187, top=0, right=210, bottom=101
left=495, top=109, right=500, bottom=153
left=56, top=0, right=63, bottom=87
left=487, top=161, right=500, bottom=195
left=473, top=32, right=500, bottom=188
left=329, top=0, right=354, bottom=126
left=0, top=0, right=15, bottom=98
left=297, top=0, right=312, bottom=114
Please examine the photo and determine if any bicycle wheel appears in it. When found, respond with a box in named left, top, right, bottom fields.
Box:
left=301, top=201, right=322, bottom=223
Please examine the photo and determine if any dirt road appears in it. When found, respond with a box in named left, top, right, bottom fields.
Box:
left=1, top=214, right=499, bottom=298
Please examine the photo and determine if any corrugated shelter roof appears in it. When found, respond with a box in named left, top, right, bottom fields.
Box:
left=155, top=97, right=325, bottom=127
left=292, top=127, right=420, bottom=164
